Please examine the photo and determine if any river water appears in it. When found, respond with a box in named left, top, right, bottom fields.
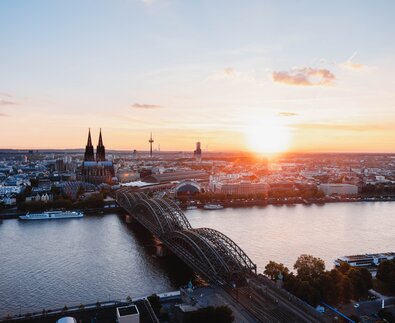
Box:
left=0, top=202, right=394, bottom=316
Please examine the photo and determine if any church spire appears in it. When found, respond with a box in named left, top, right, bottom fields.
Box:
left=98, top=128, right=103, bottom=147
left=96, top=128, right=106, bottom=161
left=84, top=128, right=95, bottom=161
left=87, top=128, right=92, bottom=146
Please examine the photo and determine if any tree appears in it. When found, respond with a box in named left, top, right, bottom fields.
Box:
left=16, top=185, right=32, bottom=204
left=294, top=254, right=325, bottom=281
left=30, top=178, right=39, bottom=187
left=283, top=272, right=300, bottom=293
left=295, top=280, right=321, bottom=306
left=346, top=268, right=372, bottom=299
left=337, top=262, right=351, bottom=275
left=264, top=261, right=289, bottom=281
left=147, top=294, right=161, bottom=317
left=74, top=193, right=104, bottom=209
left=187, top=306, right=234, bottom=323
left=339, top=276, right=353, bottom=303
left=317, top=272, right=340, bottom=305
left=376, top=259, right=395, bottom=293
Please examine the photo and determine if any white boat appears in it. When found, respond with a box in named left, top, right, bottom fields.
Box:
left=19, top=210, right=84, bottom=220
left=186, top=206, right=198, bottom=210
left=334, top=252, right=395, bottom=268
left=203, top=204, right=224, bottom=210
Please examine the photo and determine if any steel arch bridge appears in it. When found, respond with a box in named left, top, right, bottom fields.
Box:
left=116, top=188, right=256, bottom=284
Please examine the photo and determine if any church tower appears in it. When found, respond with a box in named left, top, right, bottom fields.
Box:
left=96, top=128, right=106, bottom=161
left=84, top=128, right=95, bottom=161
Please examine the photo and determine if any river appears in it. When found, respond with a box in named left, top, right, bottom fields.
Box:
left=0, top=202, right=394, bottom=316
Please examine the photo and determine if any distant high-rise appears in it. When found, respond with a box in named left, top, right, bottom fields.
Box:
left=84, top=128, right=95, bottom=161
left=96, top=128, right=106, bottom=161
left=194, top=141, right=202, bottom=162
left=149, top=132, right=154, bottom=158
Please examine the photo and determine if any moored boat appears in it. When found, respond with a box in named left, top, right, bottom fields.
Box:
left=203, top=204, right=224, bottom=210
left=19, top=210, right=84, bottom=220
left=334, top=252, right=395, bottom=268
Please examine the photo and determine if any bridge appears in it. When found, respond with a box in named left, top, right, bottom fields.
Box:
left=116, top=188, right=327, bottom=322
left=116, top=188, right=257, bottom=284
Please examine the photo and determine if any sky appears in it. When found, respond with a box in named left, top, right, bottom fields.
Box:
left=1, top=0, right=395, bottom=153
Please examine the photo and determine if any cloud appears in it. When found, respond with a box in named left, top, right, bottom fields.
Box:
left=0, top=98, right=16, bottom=106
left=207, top=67, right=262, bottom=85
left=340, top=52, right=366, bottom=70
left=207, top=67, right=237, bottom=80
left=223, top=67, right=236, bottom=77
left=290, top=123, right=394, bottom=132
left=131, top=103, right=163, bottom=109
left=0, top=113, right=8, bottom=117
left=140, top=0, right=157, bottom=5
left=279, top=112, right=298, bottom=117
left=341, top=61, right=365, bottom=70
left=272, top=67, right=335, bottom=86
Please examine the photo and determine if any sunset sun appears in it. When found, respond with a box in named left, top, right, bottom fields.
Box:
left=246, top=118, right=291, bottom=155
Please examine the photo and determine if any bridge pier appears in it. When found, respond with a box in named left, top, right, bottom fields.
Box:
left=125, top=214, right=134, bottom=224
left=154, top=237, right=170, bottom=257
left=155, top=244, right=166, bottom=257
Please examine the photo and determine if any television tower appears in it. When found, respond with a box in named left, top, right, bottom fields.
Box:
left=149, top=132, right=154, bottom=158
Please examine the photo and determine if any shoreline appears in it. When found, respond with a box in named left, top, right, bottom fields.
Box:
left=0, top=207, right=124, bottom=220
left=180, top=196, right=395, bottom=210
left=2, top=197, right=395, bottom=220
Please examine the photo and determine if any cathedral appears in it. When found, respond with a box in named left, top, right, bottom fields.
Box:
left=78, top=129, right=115, bottom=185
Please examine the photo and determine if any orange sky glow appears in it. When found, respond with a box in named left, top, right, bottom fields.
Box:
left=1, top=2, right=395, bottom=154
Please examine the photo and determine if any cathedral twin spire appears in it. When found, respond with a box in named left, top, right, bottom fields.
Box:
left=84, top=128, right=106, bottom=162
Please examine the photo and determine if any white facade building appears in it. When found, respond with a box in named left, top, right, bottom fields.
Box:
left=116, top=305, right=139, bottom=323
left=0, top=186, right=23, bottom=195
left=318, top=184, right=358, bottom=196
left=216, top=181, right=270, bottom=196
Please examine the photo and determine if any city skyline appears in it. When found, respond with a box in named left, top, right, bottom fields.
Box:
left=1, top=1, right=395, bottom=153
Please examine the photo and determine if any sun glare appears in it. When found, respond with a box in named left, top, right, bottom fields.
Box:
left=245, top=118, right=291, bottom=155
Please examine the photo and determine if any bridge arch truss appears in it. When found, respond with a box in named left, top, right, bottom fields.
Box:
left=116, top=188, right=256, bottom=283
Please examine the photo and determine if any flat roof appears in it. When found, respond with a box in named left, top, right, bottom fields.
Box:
left=117, top=305, right=138, bottom=316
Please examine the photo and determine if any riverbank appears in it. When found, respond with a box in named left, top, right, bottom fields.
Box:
left=0, top=291, right=176, bottom=323
left=180, top=195, right=395, bottom=210
left=2, top=195, right=395, bottom=220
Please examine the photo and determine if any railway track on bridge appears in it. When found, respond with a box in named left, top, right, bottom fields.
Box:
left=115, top=188, right=327, bottom=323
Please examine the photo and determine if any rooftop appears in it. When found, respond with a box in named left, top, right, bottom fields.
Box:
left=117, top=305, right=139, bottom=316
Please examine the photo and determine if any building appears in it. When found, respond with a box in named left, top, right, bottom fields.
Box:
left=216, top=181, right=269, bottom=196
left=142, top=170, right=209, bottom=184
left=193, top=142, right=202, bottom=162
left=78, top=129, right=115, bottom=185
left=55, top=159, right=65, bottom=172
left=116, top=305, right=139, bottom=323
left=318, top=183, right=358, bottom=196
left=175, top=180, right=202, bottom=196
